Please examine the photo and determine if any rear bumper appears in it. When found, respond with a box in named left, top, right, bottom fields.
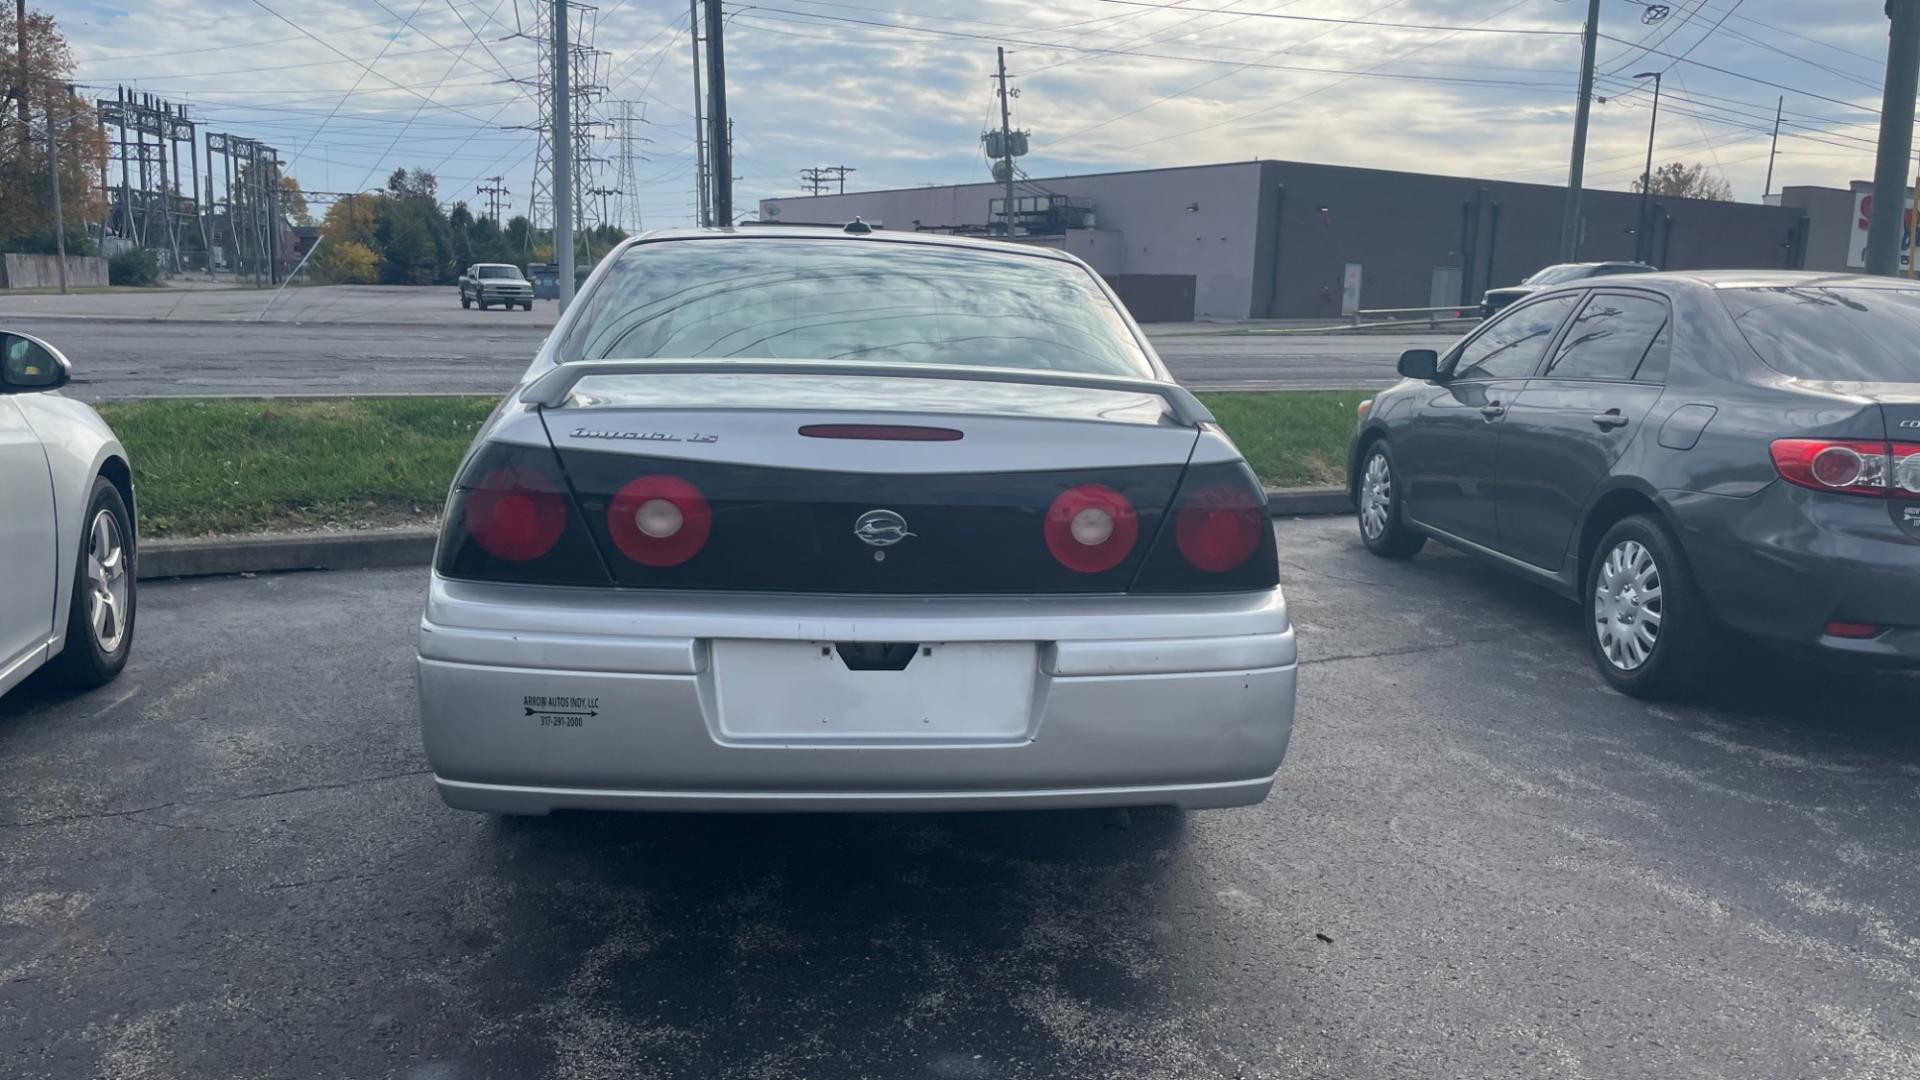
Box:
left=1668, top=483, right=1920, bottom=667
left=417, top=575, right=1298, bottom=813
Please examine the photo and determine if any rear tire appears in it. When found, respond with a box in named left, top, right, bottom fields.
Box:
left=1585, top=514, right=1713, bottom=699
left=50, top=477, right=136, bottom=689
left=522, top=301, right=533, bottom=311
left=461, top=295, right=471, bottom=309
left=1356, top=441, right=1425, bottom=559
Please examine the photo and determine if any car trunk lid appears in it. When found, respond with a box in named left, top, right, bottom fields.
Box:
left=537, top=368, right=1203, bottom=594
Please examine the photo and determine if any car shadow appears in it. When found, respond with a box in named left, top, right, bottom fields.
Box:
left=1316, top=533, right=1920, bottom=757
left=454, top=805, right=1240, bottom=1074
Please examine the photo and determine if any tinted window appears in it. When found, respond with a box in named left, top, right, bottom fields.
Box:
left=1546, top=293, right=1670, bottom=381
left=1722, top=287, right=1920, bottom=382
left=476, top=266, right=521, bottom=279
left=561, top=238, right=1153, bottom=377
left=1451, top=294, right=1578, bottom=380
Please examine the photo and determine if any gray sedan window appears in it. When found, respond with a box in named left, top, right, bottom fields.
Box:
left=1451, top=294, right=1578, bottom=380
left=1546, top=293, right=1670, bottom=381
left=561, top=238, right=1154, bottom=377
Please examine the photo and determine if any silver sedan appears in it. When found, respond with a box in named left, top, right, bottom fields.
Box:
left=0, top=330, right=137, bottom=699
left=416, top=227, right=1297, bottom=815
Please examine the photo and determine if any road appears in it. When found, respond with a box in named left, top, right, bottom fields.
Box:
left=4, top=516, right=1916, bottom=1079
left=0, top=286, right=1427, bottom=398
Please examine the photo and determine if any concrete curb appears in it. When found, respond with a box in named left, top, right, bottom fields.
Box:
left=138, top=528, right=439, bottom=581
left=136, top=490, right=1351, bottom=580
left=1265, top=486, right=1351, bottom=517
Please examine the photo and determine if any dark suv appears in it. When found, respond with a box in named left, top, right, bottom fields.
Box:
left=1348, top=271, right=1919, bottom=697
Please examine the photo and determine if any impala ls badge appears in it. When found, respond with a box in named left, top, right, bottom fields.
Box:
left=854, top=509, right=914, bottom=547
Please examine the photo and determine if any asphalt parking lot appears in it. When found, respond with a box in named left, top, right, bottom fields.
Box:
left=0, top=285, right=1425, bottom=399
left=5, top=515, right=1917, bottom=1079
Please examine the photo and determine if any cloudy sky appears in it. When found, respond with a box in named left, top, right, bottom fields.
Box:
left=51, top=0, right=1893, bottom=228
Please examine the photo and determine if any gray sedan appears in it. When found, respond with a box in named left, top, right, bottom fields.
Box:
left=1349, top=270, right=1920, bottom=697
left=417, top=227, right=1297, bottom=816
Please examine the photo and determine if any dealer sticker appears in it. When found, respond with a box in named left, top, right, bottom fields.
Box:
left=522, top=694, right=598, bottom=728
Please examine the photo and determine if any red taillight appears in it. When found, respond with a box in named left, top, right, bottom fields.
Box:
left=1175, top=482, right=1265, bottom=572
left=799, top=424, right=963, bottom=441
left=1771, top=439, right=1920, bottom=499
left=1045, top=484, right=1138, bottom=573
left=607, top=474, right=711, bottom=566
left=1824, top=621, right=1882, bottom=639
left=464, top=466, right=568, bottom=562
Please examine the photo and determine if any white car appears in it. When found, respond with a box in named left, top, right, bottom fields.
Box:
left=0, top=331, right=137, bottom=698
left=417, top=227, right=1297, bottom=816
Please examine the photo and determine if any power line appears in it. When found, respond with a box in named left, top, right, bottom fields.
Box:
left=1086, top=0, right=1577, bottom=36
left=1047, top=0, right=1410, bottom=150
left=727, top=9, right=1575, bottom=92
left=1593, top=32, right=1886, bottom=114
left=354, top=0, right=517, bottom=188
left=237, top=0, right=507, bottom=126
left=284, top=0, right=437, bottom=169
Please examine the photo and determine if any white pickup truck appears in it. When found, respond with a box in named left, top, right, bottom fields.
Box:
left=458, top=264, right=534, bottom=311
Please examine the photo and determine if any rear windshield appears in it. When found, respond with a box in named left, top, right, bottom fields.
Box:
left=1721, top=286, right=1920, bottom=382
left=560, top=237, right=1153, bottom=377
left=476, top=266, right=522, bottom=279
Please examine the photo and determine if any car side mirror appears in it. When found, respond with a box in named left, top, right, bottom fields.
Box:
left=0, top=331, right=72, bottom=392
left=1396, top=348, right=1439, bottom=381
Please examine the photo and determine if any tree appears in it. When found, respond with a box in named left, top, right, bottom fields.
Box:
left=385, top=166, right=438, bottom=202
left=279, top=175, right=310, bottom=225
left=312, top=239, right=378, bottom=284
left=377, top=203, right=439, bottom=285
left=0, top=6, right=108, bottom=252
left=1633, top=162, right=1733, bottom=202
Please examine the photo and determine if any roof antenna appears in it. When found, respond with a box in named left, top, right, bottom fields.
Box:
left=843, top=217, right=873, bottom=235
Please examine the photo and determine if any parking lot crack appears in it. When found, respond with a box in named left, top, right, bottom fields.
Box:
left=0, top=768, right=431, bottom=830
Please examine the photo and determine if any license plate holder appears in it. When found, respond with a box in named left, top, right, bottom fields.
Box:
left=710, top=640, right=1036, bottom=743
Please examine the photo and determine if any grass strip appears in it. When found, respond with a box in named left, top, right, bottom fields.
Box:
left=101, top=390, right=1367, bottom=537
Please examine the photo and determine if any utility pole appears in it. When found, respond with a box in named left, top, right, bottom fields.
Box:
left=13, top=0, right=27, bottom=151
left=478, top=176, right=508, bottom=222
left=704, top=0, right=731, bottom=227
left=554, top=0, right=575, bottom=306
left=1762, top=96, right=1783, bottom=199
left=1867, top=0, right=1920, bottom=276
left=48, top=90, right=66, bottom=294
left=1633, top=70, right=1662, bottom=265
left=995, top=47, right=1016, bottom=237
left=825, top=164, right=854, bottom=194
left=1558, top=0, right=1602, bottom=262
left=266, top=155, right=280, bottom=285
left=800, top=167, right=826, bottom=195
left=690, top=0, right=710, bottom=228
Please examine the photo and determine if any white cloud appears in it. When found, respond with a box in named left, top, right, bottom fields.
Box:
left=49, top=0, right=1894, bottom=226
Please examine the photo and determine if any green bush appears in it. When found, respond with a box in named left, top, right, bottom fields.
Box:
left=108, top=248, right=162, bottom=287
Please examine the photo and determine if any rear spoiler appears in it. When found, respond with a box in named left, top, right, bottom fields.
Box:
left=519, top=359, right=1215, bottom=427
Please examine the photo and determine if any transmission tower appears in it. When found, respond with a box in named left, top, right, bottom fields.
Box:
left=514, top=1, right=605, bottom=236
left=608, top=100, right=652, bottom=232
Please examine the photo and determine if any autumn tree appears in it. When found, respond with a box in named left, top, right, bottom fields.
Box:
left=1, top=5, right=108, bottom=253
left=1633, top=162, right=1733, bottom=202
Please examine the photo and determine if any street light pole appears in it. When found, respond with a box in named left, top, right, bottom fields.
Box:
left=1633, top=70, right=1663, bottom=265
